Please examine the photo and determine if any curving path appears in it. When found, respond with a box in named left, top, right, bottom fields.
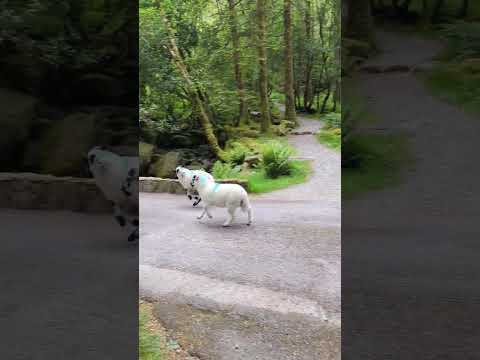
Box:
left=344, top=30, right=480, bottom=358
left=140, top=113, right=340, bottom=359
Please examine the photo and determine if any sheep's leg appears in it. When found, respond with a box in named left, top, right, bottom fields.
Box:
left=247, top=207, right=253, bottom=226
left=127, top=218, right=139, bottom=242
left=205, top=206, right=213, bottom=219
left=193, top=196, right=202, bottom=207
left=113, top=205, right=127, bottom=228
left=197, top=206, right=207, bottom=220
left=223, top=206, right=236, bottom=227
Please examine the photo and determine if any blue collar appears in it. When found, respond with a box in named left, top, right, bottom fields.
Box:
left=212, top=183, right=221, bottom=192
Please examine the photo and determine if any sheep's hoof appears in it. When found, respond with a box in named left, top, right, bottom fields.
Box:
left=222, top=223, right=231, bottom=227
left=207, top=214, right=213, bottom=219
left=197, top=216, right=203, bottom=220
left=246, top=223, right=251, bottom=226
left=188, top=195, right=192, bottom=200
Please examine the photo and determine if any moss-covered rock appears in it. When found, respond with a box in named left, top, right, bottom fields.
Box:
left=149, top=151, right=181, bottom=178
left=343, top=38, right=372, bottom=59
left=460, top=58, right=480, bottom=74
left=23, top=112, right=97, bottom=176
left=224, top=125, right=260, bottom=139
left=139, top=142, right=154, bottom=174
left=1, top=88, right=38, bottom=169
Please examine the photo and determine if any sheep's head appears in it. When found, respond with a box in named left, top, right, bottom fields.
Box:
left=87, top=146, right=111, bottom=175
left=191, top=174, right=199, bottom=189
left=176, top=166, right=185, bottom=180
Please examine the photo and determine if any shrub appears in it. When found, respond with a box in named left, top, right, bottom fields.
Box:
left=261, top=141, right=293, bottom=178
left=322, top=112, right=341, bottom=129
left=441, top=21, right=480, bottom=60
left=212, top=161, right=241, bottom=179
left=226, top=142, right=252, bottom=166
left=341, top=106, right=364, bottom=168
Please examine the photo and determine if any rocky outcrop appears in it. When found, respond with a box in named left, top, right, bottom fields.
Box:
left=1, top=89, right=39, bottom=170
left=0, top=173, right=111, bottom=212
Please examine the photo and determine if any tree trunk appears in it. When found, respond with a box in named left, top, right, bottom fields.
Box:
left=160, top=11, right=226, bottom=160
left=227, top=0, right=249, bottom=126
left=431, top=0, right=445, bottom=23
left=458, top=0, right=469, bottom=18
left=422, top=0, right=429, bottom=22
left=283, top=0, right=297, bottom=124
left=303, top=0, right=314, bottom=112
left=346, top=0, right=374, bottom=45
left=256, top=0, right=271, bottom=133
left=320, top=86, right=331, bottom=113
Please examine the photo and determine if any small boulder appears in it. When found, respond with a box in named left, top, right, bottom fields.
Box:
left=150, top=151, right=181, bottom=178
left=460, top=58, right=480, bottom=74
left=244, top=155, right=261, bottom=168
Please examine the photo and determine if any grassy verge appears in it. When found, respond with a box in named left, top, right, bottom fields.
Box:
left=425, top=63, right=480, bottom=115
left=140, top=303, right=166, bottom=360
left=317, top=128, right=341, bottom=151
left=342, top=133, right=411, bottom=199
left=214, top=136, right=311, bottom=194
left=139, top=301, right=192, bottom=360
left=248, top=160, right=311, bottom=193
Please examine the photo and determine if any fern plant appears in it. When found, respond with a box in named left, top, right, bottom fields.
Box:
left=261, top=141, right=293, bottom=179
left=212, top=161, right=241, bottom=179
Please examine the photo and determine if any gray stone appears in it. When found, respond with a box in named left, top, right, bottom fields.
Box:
left=0, top=173, right=111, bottom=212
left=244, top=155, right=261, bottom=168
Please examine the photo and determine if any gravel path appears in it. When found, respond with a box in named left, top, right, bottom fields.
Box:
left=1, top=209, right=138, bottom=359
left=140, top=114, right=340, bottom=359
left=344, top=30, right=480, bottom=358
left=258, top=110, right=341, bottom=209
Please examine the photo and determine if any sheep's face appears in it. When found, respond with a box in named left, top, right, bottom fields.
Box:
left=176, top=167, right=185, bottom=179
left=87, top=147, right=109, bottom=175
left=191, top=174, right=199, bottom=189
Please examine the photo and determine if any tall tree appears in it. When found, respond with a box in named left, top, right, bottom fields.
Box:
left=227, top=0, right=249, bottom=125
left=303, top=0, right=314, bottom=112
left=159, top=9, right=226, bottom=160
left=431, top=0, right=445, bottom=22
left=256, top=0, right=271, bottom=133
left=283, top=0, right=297, bottom=124
left=458, top=0, right=469, bottom=18
left=346, top=0, right=374, bottom=45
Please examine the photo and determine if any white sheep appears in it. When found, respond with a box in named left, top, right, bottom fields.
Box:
left=176, top=166, right=213, bottom=206
left=191, top=173, right=253, bottom=227
left=87, top=146, right=139, bottom=242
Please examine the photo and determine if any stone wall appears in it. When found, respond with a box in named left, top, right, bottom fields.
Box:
left=139, top=177, right=249, bottom=194
left=0, top=173, right=112, bottom=212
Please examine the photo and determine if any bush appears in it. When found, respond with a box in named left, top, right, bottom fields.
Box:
left=322, top=112, right=341, bottom=129
left=212, top=161, right=241, bottom=179
left=226, top=142, right=252, bottom=166
left=341, top=106, right=364, bottom=168
left=139, top=142, right=154, bottom=174
left=261, top=141, right=293, bottom=178
left=441, top=21, right=480, bottom=60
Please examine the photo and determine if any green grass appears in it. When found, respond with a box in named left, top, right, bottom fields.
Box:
left=342, top=133, right=411, bottom=199
left=139, top=307, right=165, bottom=360
left=408, top=0, right=480, bottom=20
left=317, top=128, right=341, bottom=151
left=216, top=137, right=311, bottom=193
left=248, top=160, right=311, bottom=193
left=425, top=63, right=480, bottom=115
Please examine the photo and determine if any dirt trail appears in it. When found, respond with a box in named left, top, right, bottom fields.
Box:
left=344, top=30, right=480, bottom=358
left=347, top=30, right=480, bottom=226
left=139, top=109, right=341, bottom=359
left=256, top=108, right=341, bottom=212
